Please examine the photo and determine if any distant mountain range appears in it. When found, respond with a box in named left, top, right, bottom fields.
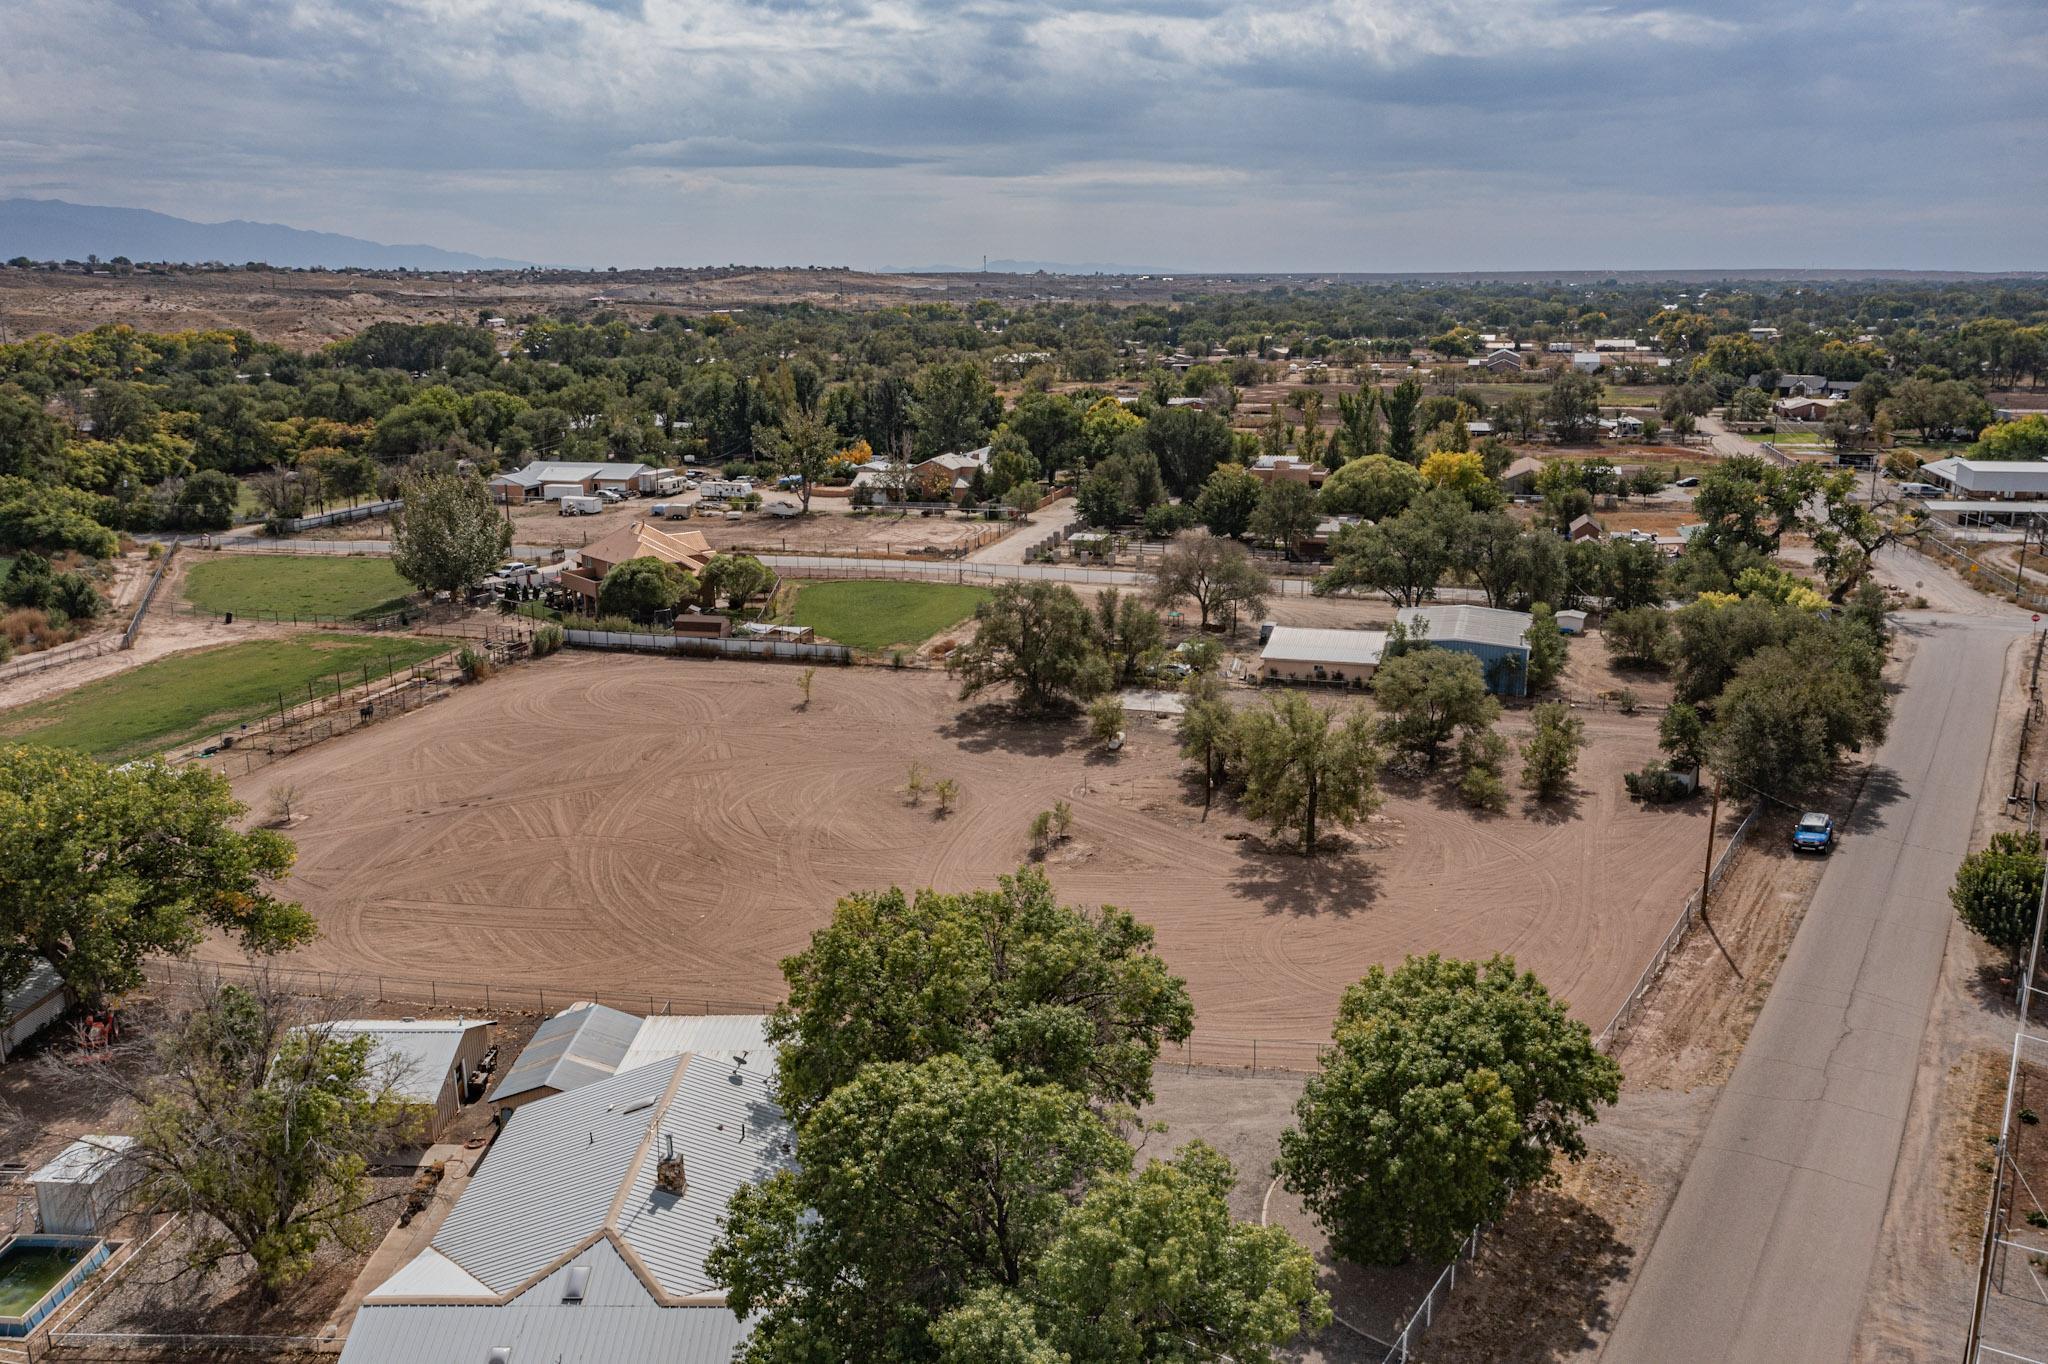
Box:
left=883, top=258, right=1173, bottom=276
left=0, top=198, right=529, bottom=271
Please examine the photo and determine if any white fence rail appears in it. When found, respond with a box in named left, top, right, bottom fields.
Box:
left=564, top=629, right=853, bottom=664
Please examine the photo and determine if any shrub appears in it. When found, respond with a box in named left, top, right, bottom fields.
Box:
left=1624, top=761, right=1690, bottom=803
left=1952, top=832, right=2044, bottom=952
left=531, top=623, right=565, bottom=657
left=456, top=645, right=495, bottom=682
left=1029, top=809, right=1053, bottom=853
left=1614, top=687, right=1639, bottom=716
left=934, top=777, right=959, bottom=813
left=1088, top=694, right=1126, bottom=748
left=1459, top=764, right=1509, bottom=811
left=1052, top=800, right=1073, bottom=841
left=906, top=762, right=927, bottom=805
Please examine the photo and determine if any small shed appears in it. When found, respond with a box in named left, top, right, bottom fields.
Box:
left=31, top=1136, right=139, bottom=1235
left=1554, top=609, right=1589, bottom=635
left=3, top=958, right=69, bottom=1061
left=318, top=1020, right=496, bottom=1141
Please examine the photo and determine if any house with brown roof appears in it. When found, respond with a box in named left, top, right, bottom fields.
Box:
left=560, top=521, right=715, bottom=613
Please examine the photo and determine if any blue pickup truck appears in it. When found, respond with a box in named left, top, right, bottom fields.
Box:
left=1791, top=812, right=1836, bottom=854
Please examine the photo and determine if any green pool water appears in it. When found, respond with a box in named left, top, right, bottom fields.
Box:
left=0, top=1244, right=86, bottom=1318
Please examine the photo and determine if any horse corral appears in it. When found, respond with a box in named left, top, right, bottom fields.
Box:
left=219, top=654, right=1707, bottom=1049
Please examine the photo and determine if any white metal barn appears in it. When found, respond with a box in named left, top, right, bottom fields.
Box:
left=2, top=958, right=69, bottom=1061
left=30, top=1135, right=139, bottom=1235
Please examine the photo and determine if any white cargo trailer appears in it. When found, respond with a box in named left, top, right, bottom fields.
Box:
left=558, top=495, right=603, bottom=516
left=542, top=482, right=585, bottom=502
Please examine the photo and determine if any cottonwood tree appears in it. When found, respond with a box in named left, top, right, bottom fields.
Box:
left=1370, top=648, right=1501, bottom=768
left=1951, top=833, right=2044, bottom=953
left=1146, top=530, right=1268, bottom=632
left=1525, top=604, right=1567, bottom=691
left=698, top=552, right=774, bottom=609
left=1317, top=490, right=1468, bottom=607
left=753, top=407, right=836, bottom=512
left=1278, top=954, right=1620, bottom=1265
left=1318, top=453, right=1420, bottom=520
left=389, top=470, right=509, bottom=598
left=1193, top=463, right=1262, bottom=538
left=1248, top=479, right=1321, bottom=551
left=767, top=867, right=1194, bottom=1118
left=713, top=1058, right=1326, bottom=1364
left=950, top=581, right=1108, bottom=712
left=1707, top=627, right=1889, bottom=798
left=0, top=747, right=314, bottom=1004
left=1233, top=692, right=1382, bottom=857
left=1605, top=607, right=1674, bottom=668
left=71, top=972, right=410, bottom=1297
left=712, top=1055, right=1128, bottom=1360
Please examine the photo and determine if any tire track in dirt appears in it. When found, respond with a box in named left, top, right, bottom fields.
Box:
left=218, top=654, right=1706, bottom=1039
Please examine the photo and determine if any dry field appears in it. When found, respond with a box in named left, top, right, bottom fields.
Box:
left=215, top=655, right=1705, bottom=1046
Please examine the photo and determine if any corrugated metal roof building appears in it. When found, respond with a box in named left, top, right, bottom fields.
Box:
left=320, top=1019, right=495, bottom=1139
left=343, top=1051, right=792, bottom=1364
left=489, top=1003, right=643, bottom=1108
left=1397, top=605, right=1535, bottom=696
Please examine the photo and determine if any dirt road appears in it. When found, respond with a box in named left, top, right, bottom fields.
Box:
left=1605, top=605, right=2032, bottom=1361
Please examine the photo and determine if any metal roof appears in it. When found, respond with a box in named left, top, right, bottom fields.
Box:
left=492, top=461, right=653, bottom=487
left=490, top=1003, right=643, bottom=1104
left=1398, top=605, right=1533, bottom=652
left=1920, top=458, right=2048, bottom=496
left=345, top=1240, right=753, bottom=1364
left=3, top=956, right=64, bottom=1018
left=319, top=1020, right=493, bottom=1109
left=429, top=1053, right=791, bottom=1301
left=618, top=1015, right=771, bottom=1074
left=1260, top=626, right=1390, bottom=668
left=30, top=1135, right=134, bottom=1186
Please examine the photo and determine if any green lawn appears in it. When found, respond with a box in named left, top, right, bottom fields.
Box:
left=789, top=581, right=990, bottom=652
left=0, top=634, right=448, bottom=761
left=183, top=555, right=416, bottom=621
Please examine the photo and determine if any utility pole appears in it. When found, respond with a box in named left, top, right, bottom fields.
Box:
left=1699, top=784, right=1720, bottom=922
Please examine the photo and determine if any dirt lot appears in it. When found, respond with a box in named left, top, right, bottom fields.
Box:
left=210, top=655, right=1703, bottom=1053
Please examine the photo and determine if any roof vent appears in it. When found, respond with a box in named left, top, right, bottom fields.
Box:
left=563, top=1264, right=590, bottom=1304
left=655, top=1133, right=687, bottom=1197
left=487, top=1349, right=511, bottom=1364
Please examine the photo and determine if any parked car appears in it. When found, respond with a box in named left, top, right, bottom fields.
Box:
left=595, top=488, right=626, bottom=503
left=499, top=560, right=532, bottom=575
left=1791, top=812, right=1836, bottom=854
left=1674, top=476, right=1700, bottom=488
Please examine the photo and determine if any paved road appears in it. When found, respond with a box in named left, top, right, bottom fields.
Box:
left=1606, top=600, right=2032, bottom=1361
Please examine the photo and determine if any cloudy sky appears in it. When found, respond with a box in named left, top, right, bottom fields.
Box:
left=3, top=0, right=2043, bottom=270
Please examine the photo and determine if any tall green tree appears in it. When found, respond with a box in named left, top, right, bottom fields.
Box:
left=1146, top=530, right=1268, bottom=631
left=1318, top=453, right=1420, bottom=520
left=767, top=867, right=1194, bottom=1118
left=1193, top=463, right=1262, bottom=539
left=753, top=407, right=837, bottom=512
left=950, top=581, right=1108, bottom=712
left=910, top=361, right=1000, bottom=459
left=1384, top=379, right=1423, bottom=463
left=1233, top=693, right=1382, bottom=857
left=1278, top=954, right=1620, bottom=1265
left=1370, top=648, right=1501, bottom=768
left=112, top=976, right=411, bottom=1298
left=389, top=469, right=510, bottom=598
left=712, top=1056, right=1131, bottom=1362
left=0, top=747, right=314, bottom=1003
